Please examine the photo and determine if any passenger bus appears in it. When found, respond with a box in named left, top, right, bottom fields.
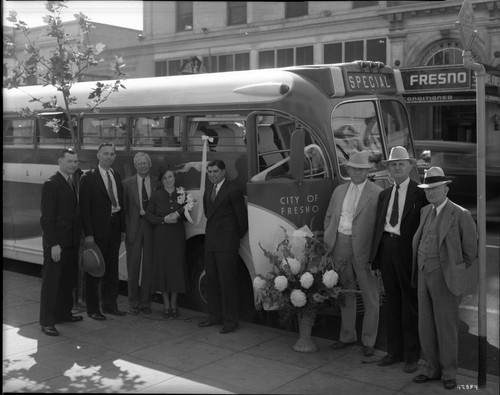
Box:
left=3, top=61, right=419, bottom=315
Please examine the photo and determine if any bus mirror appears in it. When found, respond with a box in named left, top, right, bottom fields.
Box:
left=290, top=129, right=305, bottom=183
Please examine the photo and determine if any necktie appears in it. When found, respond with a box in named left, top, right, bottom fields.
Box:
left=68, top=176, right=75, bottom=193
left=347, top=184, right=359, bottom=215
left=389, top=184, right=400, bottom=227
left=107, top=170, right=118, bottom=208
left=141, top=178, right=148, bottom=211
left=210, top=185, right=217, bottom=202
left=429, top=207, right=437, bottom=223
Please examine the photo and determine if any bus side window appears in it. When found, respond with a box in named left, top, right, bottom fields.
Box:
left=3, top=119, right=34, bottom=146
left=258, top=125, right=285, bottom=170
left=38, top=115, right=72, bottom=146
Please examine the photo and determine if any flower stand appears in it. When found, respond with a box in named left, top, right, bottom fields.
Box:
left=292, top=310, right=317, bottom=352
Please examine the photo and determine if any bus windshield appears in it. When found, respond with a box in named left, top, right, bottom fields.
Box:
left=332, top=99, right=413, bottom=179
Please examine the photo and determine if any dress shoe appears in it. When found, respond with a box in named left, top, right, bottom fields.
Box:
left=198, top=319, right=221, bottom=327
left=219, top=325, right=238, bottom=334
left=377, top=354, right=404, bottom=366
left=363, top=346, right=375, bottom=357
left=129, top=307, right=140, bottom=316
left=56, top=315, right=83, bottom=323
left=443, top=379, right=456, bottom=390
left=88, top=312, right=106, bottom=321
left=171, top=308, right=179, bottom=318
left=404, top=361, right=419, bottom=373
left=103, top=308, right=126, bottom=316
left=141, top=307, right=152, bottom=314
left=413, top=374, right=440, bottom=384
left=331, top=340, right=356, bottom=350
left=41, top=325, right=59, bottom=336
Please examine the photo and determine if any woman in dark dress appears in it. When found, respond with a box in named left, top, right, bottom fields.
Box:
left=145, top=166, right=187, bottom=318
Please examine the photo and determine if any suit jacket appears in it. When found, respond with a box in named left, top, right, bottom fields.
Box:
left=203, top=180, right=248, bottom=252
left=122, top=175, right=157, bottom=244
left=79, top=167, right=126, bottom=240
left=411, top=200, right=477, bottom=296
left=324, top=180, right=382, bottom=268
left=369, top=179, right=428, bottom=270
left=40, top=171, right=82, bottom=248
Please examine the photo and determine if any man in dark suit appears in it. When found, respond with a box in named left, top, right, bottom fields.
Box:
left=40, top=148, right=83, bottom=336
left=80, top=142, right=126, bottom=320
left=369, top=146, right=427, bottom=373
left=122, top=152, right=156, bottom=315
left=199, top=160, right=248, bottom=334
left=411, top=167, right=477, bottom=390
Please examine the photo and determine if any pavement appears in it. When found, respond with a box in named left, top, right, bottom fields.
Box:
left=3, top=269, right=499, bottom=394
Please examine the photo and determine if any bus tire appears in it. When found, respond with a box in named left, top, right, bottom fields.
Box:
left=186, top=242, right=209, bottom=313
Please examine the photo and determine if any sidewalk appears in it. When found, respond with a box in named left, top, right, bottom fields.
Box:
left=3, top=269, right=499, bottom=394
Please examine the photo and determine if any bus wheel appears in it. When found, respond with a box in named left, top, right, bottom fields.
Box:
left=238, top=260, right=256, bottom=322
left=186, top=243, right=209, bottom=313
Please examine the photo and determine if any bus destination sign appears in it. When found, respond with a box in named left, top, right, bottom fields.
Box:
left=345, top=72, right=396, bottom=94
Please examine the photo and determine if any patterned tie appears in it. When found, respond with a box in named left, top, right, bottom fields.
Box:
left=141, top=178, right=148, bottom=211
left=210, top=184, right=217, bottom=202
left=389, top=184, right=400, bottom=227
left=107, top=170, right=118, bottom=208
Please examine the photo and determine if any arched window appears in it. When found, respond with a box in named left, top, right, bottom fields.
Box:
left=426, top=48, right=463, bottom=66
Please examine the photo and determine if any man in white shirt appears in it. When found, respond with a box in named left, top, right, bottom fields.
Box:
left=324, top=150, right=383, bottom=356
left=122, top=152, right=156, bottom=315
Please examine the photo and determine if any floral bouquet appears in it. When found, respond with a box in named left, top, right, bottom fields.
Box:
left=176, top=186, right=196, bottom=224
left=253, top=225, right=352, bottom=327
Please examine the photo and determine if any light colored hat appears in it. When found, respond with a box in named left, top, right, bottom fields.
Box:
left=418, top=166, right=452, bottom=189
left=382, top=146, right=417, bottom=166
left=80, top=244, right=105, bottom=277
left=346, top=150, right=374, bottom=169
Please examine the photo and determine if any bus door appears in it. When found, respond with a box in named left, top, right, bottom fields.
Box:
left=246, top=113, right=333, bottom=279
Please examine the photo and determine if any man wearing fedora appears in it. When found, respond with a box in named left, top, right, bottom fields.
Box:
left=80, top=142, right=126, bottom=320
left=369, top=146, right=428, bottom=373
left=122, top=152, right=156, bottom=315
left=411, top=167, right=477, bottom=390
left=39, top=148, right=83, bottom=336
left=324, top=150, right=383, bottom=357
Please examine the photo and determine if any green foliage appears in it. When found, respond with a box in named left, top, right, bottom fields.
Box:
left=3, top=0, right=127, bottom=150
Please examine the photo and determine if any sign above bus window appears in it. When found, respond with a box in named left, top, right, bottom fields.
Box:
left=400, top=66, right=472, bottom=92
left=344, top=72, right=397, bottom=95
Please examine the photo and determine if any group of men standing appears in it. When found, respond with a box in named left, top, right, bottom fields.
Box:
left=39, top=144, right=247, bottom=338
left=39, top=142, right=477, bottom=390
left=324, top=146, right=477, bottom=390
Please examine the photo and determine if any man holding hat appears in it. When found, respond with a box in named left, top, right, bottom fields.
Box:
left=411, top=167, right=477, bottom=390
left=324, top=150, right=383, bottom=356
left=369, top=146, right=428, bottom=373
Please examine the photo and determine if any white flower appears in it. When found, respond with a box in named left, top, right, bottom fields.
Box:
left=253, top=277, right=266, bottom=291
left=274, top=276, right=288, bottom=292
left=312, top=293, right=326, bottom=303
left=300, top=272, right=314, bottom=289
left=290, top=289, right=307, bottom=307
left=285, top=257, right=301, bottom=275
left=293, top=229, right=308, bottom=238
left=322, top=270, right=339, bottom=288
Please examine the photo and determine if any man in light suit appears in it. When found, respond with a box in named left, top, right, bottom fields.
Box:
left=80, top=142, right=126, bottom=320
left=122, top=152, right=156, bottom=315
left=324, top=150, right=383, bottom=357
left=369, top=146, right=428, bottom=373
left=39, top=148, right=83, bottom=336
left=198, top=159, right=248, bottom=334
left=411, top=167, right=477, bottom=390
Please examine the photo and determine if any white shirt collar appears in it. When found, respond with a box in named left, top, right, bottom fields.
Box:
left=434, top=198, right=448, bottom=216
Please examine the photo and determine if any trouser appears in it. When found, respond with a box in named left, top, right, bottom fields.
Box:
left=379, top=234, right=421, bottom=362
left=40, top=245, right=78, bottom=326
left=85, top=215, right=122, bottom=314
left=332, top=233, right=379, bottom=346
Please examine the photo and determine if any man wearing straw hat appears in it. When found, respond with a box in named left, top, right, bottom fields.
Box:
left=411, top=167, right=477, bottom=390
left=369, top=146, right=428, bottom=373
left=324, top=150, right=383, bottom=357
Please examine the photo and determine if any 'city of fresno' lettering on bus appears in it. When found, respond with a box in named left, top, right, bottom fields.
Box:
left=346, top=73, right=395, bottom=92
left=280, top=194, right=320, bottom=216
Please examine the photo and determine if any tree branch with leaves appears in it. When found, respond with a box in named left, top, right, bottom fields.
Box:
left=4, top=0, right=126, bottom=152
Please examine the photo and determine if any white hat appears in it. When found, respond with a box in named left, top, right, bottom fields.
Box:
left=346, top=150, right=374, bottom=169
left=382, top=146, right=417, bottom=166
left=418, top=166, right=452, bottom=189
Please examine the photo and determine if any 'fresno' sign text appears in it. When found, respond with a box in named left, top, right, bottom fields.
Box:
left=400, top=66, right=471, bottom=91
